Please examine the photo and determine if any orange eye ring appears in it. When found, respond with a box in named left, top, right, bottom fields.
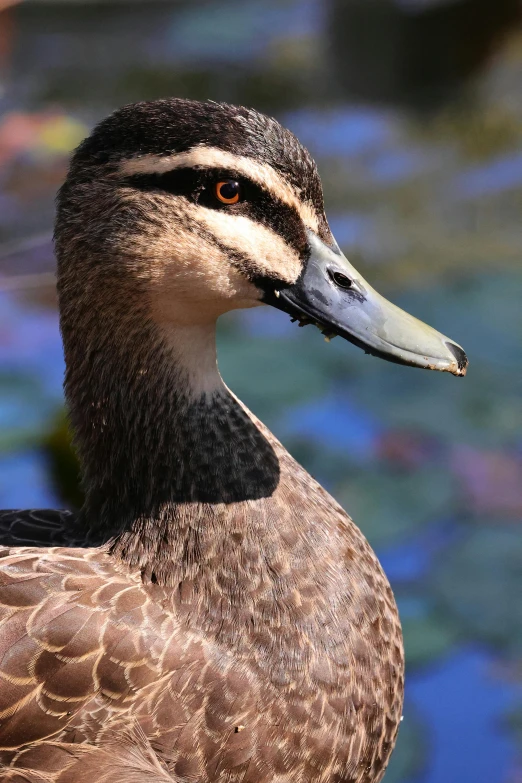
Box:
left=215, top=180, right=241, bottom=204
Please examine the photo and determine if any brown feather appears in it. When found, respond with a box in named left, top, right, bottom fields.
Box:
left=3, top=726, right=172, bottom=782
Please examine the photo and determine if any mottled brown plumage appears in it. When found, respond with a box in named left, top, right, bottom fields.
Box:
left=2, top=725, right=173, bottom=781
left=0, top=98, right=463, bottom=782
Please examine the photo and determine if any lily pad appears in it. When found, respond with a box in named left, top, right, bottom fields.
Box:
left=398, top=593, right=461, bottom=669
left=431, top=527, right=522, bottom=657
left=335, top=466, right=455, bottom=549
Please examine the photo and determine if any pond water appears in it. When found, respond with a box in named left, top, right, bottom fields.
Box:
left=1, top=2, right=522, bottom=781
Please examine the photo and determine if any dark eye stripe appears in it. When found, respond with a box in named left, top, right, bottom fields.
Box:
left=242, top=188, right=308, bottom=257
left=123, top=167, right=309, bottom=257
left=122, top=169, right=199, bottom=197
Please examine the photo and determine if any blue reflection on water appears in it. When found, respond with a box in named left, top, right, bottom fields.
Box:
left=279, top=393, right=380, bottom=461
left=379, top=519, right=457, bottom=582
left=327, top=212, right=377, bottom=249
left=0, top=294, right=64, bottom=397
left=456, top=151, right=522, bottom=198
left=285, top=107, right=395, bottom=158
left=165, top=0, right=323, bottom=63
left=380, top=539, right=435, bottom=583
left=0, top=450, right=59, bottom=509
left=408, top=648, right=517, bottom=783
left=369, top=148, right=436, bottom=185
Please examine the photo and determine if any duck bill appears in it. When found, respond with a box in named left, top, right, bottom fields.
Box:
left=264, top=231, right=468, bottom=376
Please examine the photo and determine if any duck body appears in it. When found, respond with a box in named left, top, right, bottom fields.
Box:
left=0, top=99, right=466, bottom=782
left=0, top=421, right=402, bottom=783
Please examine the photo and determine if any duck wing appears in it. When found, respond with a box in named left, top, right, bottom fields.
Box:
left=0, top=545, right=259, bottom=778
left=2, top=725, right=173, bottom=781
left=0, top=510, right=77, bottom=548
left=0, top=547, right=171, bottom=753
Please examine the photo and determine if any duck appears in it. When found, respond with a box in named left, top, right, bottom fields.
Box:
left=0, top=98, right=467, bottom=783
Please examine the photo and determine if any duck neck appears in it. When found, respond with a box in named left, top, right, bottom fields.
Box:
left=64, top=308, right=281, bottom=553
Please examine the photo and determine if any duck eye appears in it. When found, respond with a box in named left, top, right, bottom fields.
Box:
left=215, top=180, right=241, bottom=205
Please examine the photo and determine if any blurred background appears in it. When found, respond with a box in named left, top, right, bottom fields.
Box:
left=0, top=0, right=521, bottom=780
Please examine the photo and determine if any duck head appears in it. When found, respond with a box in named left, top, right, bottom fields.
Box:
left=56, top=99, right=467, bottom=377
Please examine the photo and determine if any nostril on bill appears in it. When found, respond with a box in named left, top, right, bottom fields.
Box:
left=329, top=269, right=353, bottom=290
left=446, top=341, right=469, bottom=374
